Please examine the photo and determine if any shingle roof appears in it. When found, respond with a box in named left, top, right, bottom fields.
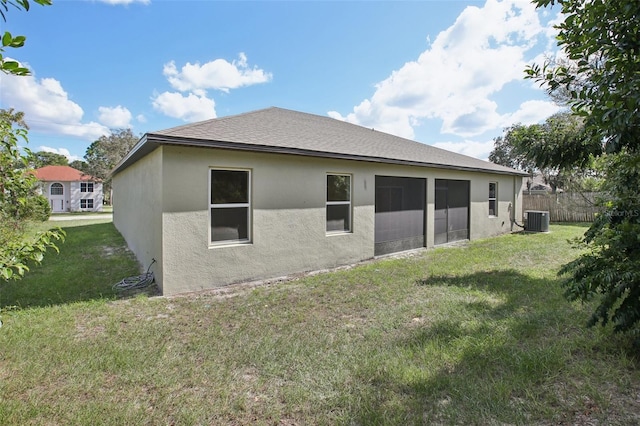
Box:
left=113, top=107, right=526, bottom=176
left=34, top=165, right=96, bottom=182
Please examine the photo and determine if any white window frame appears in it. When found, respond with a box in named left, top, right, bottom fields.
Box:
left=209, top=168, right=252, bottom=246
left=489, top=182, right=498, bottom=217
left=81, top=182, right=94, bottom=193
left=80, top=199, right=94, bottom=209
left=326, top=173, right=352, bottom=234
left=50, top=182, right=63, bottom=195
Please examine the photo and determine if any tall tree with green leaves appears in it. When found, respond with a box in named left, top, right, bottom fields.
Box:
left=1, top=110, right=63, bottom=280
left=69, top=159, right=88, bottom=172
left=1, top=0, right=63, bottom=281
left=489, top=112, right=595, bottom=193
left=1, top=0, right=51, bottom=75
left=31, top=151, right=69, bottom=168
left=490, top=123, right=541, bottom=171
left=527, top=0, right=640, bottom=339
left=83, top=128, right=138, bottom=203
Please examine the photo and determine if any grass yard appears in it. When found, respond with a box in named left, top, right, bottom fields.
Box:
left=0, top=222, right=638, bottom=425
left=1, top=218, right=143, bottom=309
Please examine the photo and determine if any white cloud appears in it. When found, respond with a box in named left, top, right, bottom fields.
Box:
left=38, top=146, right=83, bottom=162
left=0, top=68, right=109, bottom=140
left=163, top=53, right=272, bottom=93
left=432, top=140, right=496, bottom=161
left=136, top=114, right=147, bottom=123
left=98, top=105, right=133, bottom=128
left=151, top=91, right=216, bottom=122
left=330, top=0, right=556, bottom=140
left=429, top=100, right=562, bottom=161
left=429, top=99, right=561, bottom=161
left=153, top=53, right=271, bottom=122
left=504, top=99, right=562, bottom=126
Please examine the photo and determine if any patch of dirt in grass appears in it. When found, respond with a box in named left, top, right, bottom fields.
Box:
left=238, top=367, right=259, bottom=384
left=0, top=363, right=12, bottom=384
left=145, top=313, right=170, bottom=321
left=341, top=313, right=371, bottom=327
left=74, top=315, right=107, bottom=340
left=78, top=245, right=128, bottom=260
left=165, top=248, right=428, bottom=302
left=102, top=246, right=117, bottom=256
left=101, top=245, right=132, bottom=257
left=276, top=418, right=301, bottom=426
left=548, top=381, right=640, bottom=425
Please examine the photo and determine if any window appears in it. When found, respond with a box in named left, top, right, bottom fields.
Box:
left=210, top=169, right=251, bottom=244
left=489, top=182, right=497, bottom=216
left=81, top=182, right=94, bottom=193
left=326, top=174, right=351, bottom=233
left=50, top=183, right=63, bottom=195
left=80, top=199, right=94, bottom=209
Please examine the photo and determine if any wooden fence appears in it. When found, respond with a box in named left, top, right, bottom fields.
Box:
left=522, top=192, right=600, bottom=222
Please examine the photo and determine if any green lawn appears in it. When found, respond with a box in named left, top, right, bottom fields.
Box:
left=0, top=222, right=638, bottom=425
left=1, top=218, right=143, bottom=309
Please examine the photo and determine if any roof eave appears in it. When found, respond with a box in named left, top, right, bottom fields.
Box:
left=113, top=134, right=527, bottom=177
left=110, top=134, right=152, bottom=177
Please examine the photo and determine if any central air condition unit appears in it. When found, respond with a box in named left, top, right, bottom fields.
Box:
left=526, top=210, right=550, bottom=233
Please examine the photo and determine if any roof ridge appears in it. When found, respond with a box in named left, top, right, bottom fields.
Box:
left=262, top=108, right=509, bottom=170
left=116, top=107, right=526, bottom=177
left=148, top=107, right=283, bottom=136
left=34, top=164, right=100, bottom=181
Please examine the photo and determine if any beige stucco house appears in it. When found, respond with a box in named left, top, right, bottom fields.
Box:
left=34, top=165, right=103, bottom=213
left=112, top=107, right=527, bottom=296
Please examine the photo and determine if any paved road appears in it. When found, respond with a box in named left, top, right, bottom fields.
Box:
left=49, top=213, right=113, bottom=221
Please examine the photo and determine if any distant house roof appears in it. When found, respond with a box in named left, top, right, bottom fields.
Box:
left=34, top=165, right=96, bottom=182
left=113, top=107, right=528, bottom=177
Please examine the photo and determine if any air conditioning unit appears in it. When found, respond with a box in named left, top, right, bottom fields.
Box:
left=526, top=210, right=550, bottom=233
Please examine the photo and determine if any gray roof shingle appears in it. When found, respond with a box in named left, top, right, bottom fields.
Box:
left=113, top=107, right=526, bottom=176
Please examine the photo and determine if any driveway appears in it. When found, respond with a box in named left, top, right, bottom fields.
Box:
left=49, top=213, right=113, bottom=221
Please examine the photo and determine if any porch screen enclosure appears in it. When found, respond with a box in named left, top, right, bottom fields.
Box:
left=434, top=179, right=470, bottom=245
left=374, top=176, right=426, bottom=256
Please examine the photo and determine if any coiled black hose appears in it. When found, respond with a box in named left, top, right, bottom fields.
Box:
left=113, top=258, right=156, bottom=291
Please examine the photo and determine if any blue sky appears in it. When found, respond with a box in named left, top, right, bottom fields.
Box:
left=0, top=0, right=562, bottom=162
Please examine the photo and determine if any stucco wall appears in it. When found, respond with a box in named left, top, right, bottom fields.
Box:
left=112, top=147, right=164, bottom=291
left=470, top=172, right=522, bottom=240
left=424, top=169, right=522, bottom=243
left=113, top=144, right=524, bottom=295
left=159, top=146, right=376, bottom=294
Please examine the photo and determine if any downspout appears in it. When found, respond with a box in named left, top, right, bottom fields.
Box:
left=511, top=175, right=525, bottom=230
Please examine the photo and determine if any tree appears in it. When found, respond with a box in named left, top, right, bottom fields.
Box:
left=83, top=128, right=138, bottom=204
left=0, top=107, right=27, bottom=128
left=489, top=112, right=596, bottom=193
left=520, top=112, right=597, bottom=171
left=1, top=0, right=51, bottom=75
left=31, top=151, right=69, bottom=168
left=538, top=56, right=595, bottom=107
left=1, top=110, right=63, bottom=279
left=527, top=0, right=640, bottom=338
left=0, top=108, right=28, bottom=170
left=489, top=132, right=536, bottom=172
left=1, top=0, right=63, bottom=281
left=69, top=159, right=88, bottom=172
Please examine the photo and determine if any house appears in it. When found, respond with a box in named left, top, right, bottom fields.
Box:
left=111, top=107, right=527, bottom=295
left=522, top=172, right=564, bottom=195
left=34, top=165, right=103, bottom=213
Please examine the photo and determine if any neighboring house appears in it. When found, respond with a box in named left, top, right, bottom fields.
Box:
left=34, top=165, right=103, bottom=213
left=112, top=107, right=527, bottom=296
left=521, top=173, right=563, bottom=195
